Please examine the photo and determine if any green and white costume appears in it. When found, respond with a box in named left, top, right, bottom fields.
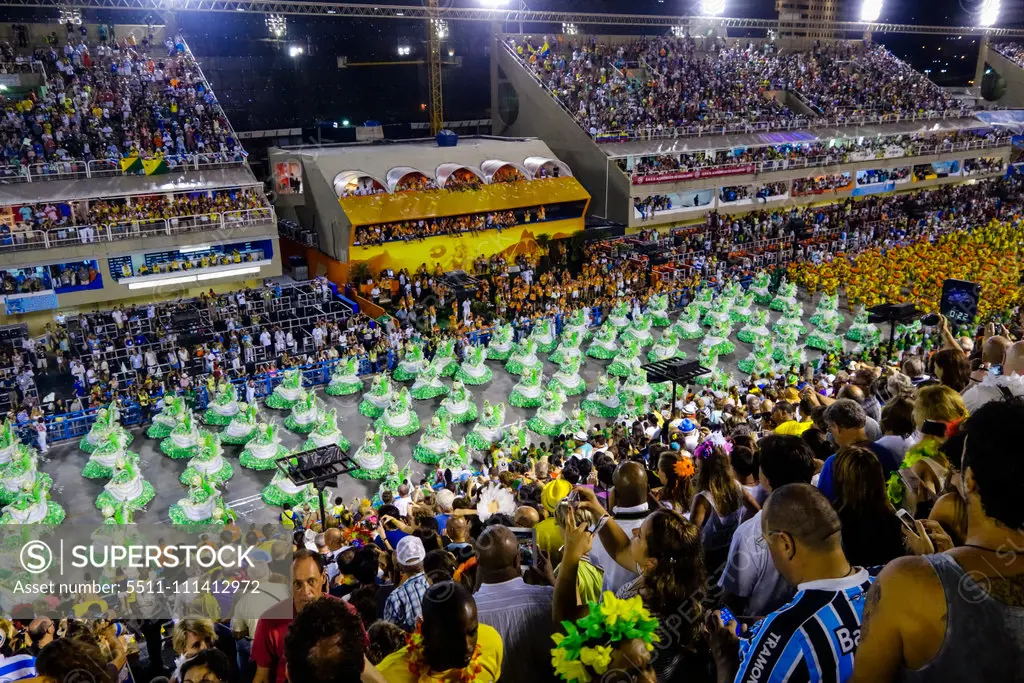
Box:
left=359, top=373, right=395, bottom=418
left=375, top=388, right=420, bottom=437
left=203, top=384, right=240, bottom=426
left=325, top=356, right=364, bottom=396
left=239, top=422, right=290, bottom=470
left=436, top=380, right=477, bottom=423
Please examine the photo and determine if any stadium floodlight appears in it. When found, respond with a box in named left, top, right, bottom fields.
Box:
left=266, top=14, right=286, bottom=38
left=978, top=0, right=1000, bottom=26
left=397, top=44, right=412, bottom=57
left=670, top=26, right=686, bottom=38
left=288, top=45, right=304, bottom=58
left=698, top=0, right=726, bottom=16
left=433, top=19, right=449, bottom=39
left=342, top=119, right=351, bottom=126
left=859, top=0, right=882, bottom=22
left=478, top=0, right=510, bottom=5
left=561, top=22, right=578, bottom=35
left=58, top=8, right=82, bottom=25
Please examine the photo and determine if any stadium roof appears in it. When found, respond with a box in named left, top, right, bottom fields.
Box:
left=274, top=136, right=569, bottom=186
left=0, top=167, right=261, bottom=207
left=601, top=116, right=997, bottom=158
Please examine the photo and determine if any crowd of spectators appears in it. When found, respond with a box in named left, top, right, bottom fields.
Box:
left=0, top=29, right=243, bottom=167
left=964, top=156, right=1005, bottom=175
left=10, top=188, right=265, bottom=235
left=792, top=173, right=853, bottom=196
left=70, top=324, right=1020, bottom=683
left=353, top=206, right=545, bottom=246
left=633, top=194, right=675, bottom=219
left=856, top=167, right=910, bottom=185
left=514, top=35, right=967, bottom=137
left=993, top=41, right=1024, bottom=68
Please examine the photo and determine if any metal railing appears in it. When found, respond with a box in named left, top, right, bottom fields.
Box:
left=0, top=60, right=44, bottom=75
left=0, top=152, right=248, bottom=184
left=0, top=207, right=274, bottom=254
left=626, top=137, right=1010, bottom=183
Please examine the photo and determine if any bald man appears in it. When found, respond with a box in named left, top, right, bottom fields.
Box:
left=589, top=461, right=651, bottom=593
left=513, top=505, right=540, bottom=528
left=711, top=484, right=873, bottom=683
left=963, top=339, right=1024, bottom=412
left=473, top=525, right=555, bottom=683
left=323, top=527, right=346, bottom=583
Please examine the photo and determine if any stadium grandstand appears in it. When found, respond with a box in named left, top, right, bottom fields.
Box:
left=0, top=21, right=281, bottom=328
left=494, top=33, right=1018, bottom=225
left=1, top=7, right=1024, bottom=683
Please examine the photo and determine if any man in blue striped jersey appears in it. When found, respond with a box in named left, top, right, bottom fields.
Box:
left=709, top=483, right=874, bottom=683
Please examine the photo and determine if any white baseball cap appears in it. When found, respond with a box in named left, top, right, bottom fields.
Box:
left=396, top=536, right=426, bottom=566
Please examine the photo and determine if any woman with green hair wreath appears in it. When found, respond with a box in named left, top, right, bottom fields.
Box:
left=551, top=590, right=661, bottom=683
left=554, top=488, right=708, bottom=683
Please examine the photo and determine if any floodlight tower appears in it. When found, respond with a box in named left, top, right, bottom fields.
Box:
left=427, top=0, right=444, bottom=135
left=974, top=0, right=1001, bottom=94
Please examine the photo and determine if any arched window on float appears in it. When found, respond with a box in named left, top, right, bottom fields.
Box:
left=387, top=167, right=436, bottom=193
left=523, top=156, right=572, bottom=180
left=480, top=160, right=530, bottom=185
left=435, top=163, right=486, bottom=191
left=333, top=171, right=388, bottom=198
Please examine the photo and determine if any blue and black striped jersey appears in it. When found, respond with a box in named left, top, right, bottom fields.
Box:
left=734, top=569, right=874, bottom=683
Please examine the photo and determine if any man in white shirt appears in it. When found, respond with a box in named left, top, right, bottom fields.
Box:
left=718, top=434, right=816, bottom=617
left=589, top=461, right=650, bottom=593
left=393, top=484, right=412, bottom=517
left=962, top=341, right=1024, bottom=412
left=474, top=525, right=556, bottom=683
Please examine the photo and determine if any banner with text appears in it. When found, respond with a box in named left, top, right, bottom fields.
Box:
left=632, top=164, right=756, bottom=185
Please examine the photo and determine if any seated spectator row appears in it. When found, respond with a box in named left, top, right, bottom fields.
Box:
left=994, top=42, right=1024, bottom=68
left=0, top=33, right=245, bottom=173
left=0, top=186, right=271, bottom=251
left=352, top=200, right=586, bottom=246
left=619, top=128, right=1010, bottom=179
left=513, top=35, right=969, bottom=138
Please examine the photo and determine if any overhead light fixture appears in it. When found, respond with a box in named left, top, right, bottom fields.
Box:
left=342, top=118, right=351, bottom=126
left=265, top=14, right=286, bottom=38
left=859, top=0, right=883, bottom=22
left=432, top=19, right=449, bottom=39
left=561, top=23, right=578, bottom=35
left=478, top=0, right=510, bottom=5
left=978, top=0, right=1000, bottom=26
left=397, top=44, right=412, bottom=56
left=698, top=0, right=726, bottom=16
left=670, top=26, right=686, bottom=38
left=197, top=266, right=262, bottom=281
left=289, top=45, right=304, bottom=58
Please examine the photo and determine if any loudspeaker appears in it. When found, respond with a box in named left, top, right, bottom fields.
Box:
left=939, top=279, right=980, bottom=326
left=786, top=217, right=812, bottom=240
left=901, top=194, right=926, bottom=219
left=868, top=303, right=920, bottom=324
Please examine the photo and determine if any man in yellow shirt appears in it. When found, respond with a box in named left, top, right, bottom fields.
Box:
left=377, top=582, right=504, bottom=683
left=771, top=400, right=812, bottom=436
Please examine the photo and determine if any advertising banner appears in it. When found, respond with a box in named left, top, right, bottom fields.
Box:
left=631, top=164, right=756, bottom=185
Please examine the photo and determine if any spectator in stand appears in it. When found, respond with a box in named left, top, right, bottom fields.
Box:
left=851, top=399, right=1024, bottom=682
left=376, top=582, right=504, bottom=683
left=474, top=524, right=555, bottom=683
left=709, top=484, right=875, bottom=682
left=719, top=434, right=817, bottom=617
